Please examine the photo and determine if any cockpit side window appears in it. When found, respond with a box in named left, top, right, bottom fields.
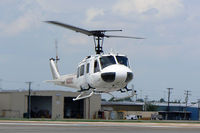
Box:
left=86, top=63, right=90, bottom=73
left=116, top=56, right=129, bottom=67
left=80, top=65, right=85, bottom=76
left=77, top=67, right=80, bottom=78
left=94, top=60, right=100, bottom=73
left=100, top=56, right=116, bottom=69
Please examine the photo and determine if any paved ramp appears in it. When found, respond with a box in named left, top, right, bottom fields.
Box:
left=0, top=120, right=200, bottom=133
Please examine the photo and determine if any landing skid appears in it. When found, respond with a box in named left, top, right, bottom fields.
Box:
left=73, top=91, right=94, bottom=101
left=108, top=89, right=136, bottom=101
left=118, top=86, right=133, bottom=93
left=73, top=86, right=136, bottom=101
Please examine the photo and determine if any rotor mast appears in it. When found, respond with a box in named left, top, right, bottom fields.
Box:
left=94, top=36, right=103, bottom=54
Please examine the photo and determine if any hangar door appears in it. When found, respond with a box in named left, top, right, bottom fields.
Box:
left=64, top=97, right=84, bottom=118
left=30, top=96, right=52, bottom=118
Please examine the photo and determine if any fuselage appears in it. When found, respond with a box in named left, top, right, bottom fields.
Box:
left=68, top=53, right=133, bottom=93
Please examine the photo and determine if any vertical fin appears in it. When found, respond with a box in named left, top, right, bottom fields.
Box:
left=49, top=58, right=60, bottom=79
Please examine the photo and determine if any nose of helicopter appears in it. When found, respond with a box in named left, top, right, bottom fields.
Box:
left=101, top=65, right=133, bottom=83
left=101, top=72, right=116, bottom=82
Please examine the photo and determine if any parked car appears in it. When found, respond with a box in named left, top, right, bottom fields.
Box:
left=151, top=113, right=163, bottom=120
left=125, top=115, right=138, bottom=120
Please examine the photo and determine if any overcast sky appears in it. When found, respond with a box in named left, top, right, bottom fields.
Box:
left=0, top=0, right=200, bottom=102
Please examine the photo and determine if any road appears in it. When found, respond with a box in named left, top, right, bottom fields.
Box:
left=0, top=120, right=200, bottom=133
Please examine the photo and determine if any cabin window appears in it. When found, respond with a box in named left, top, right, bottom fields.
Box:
left=94, top=60, right=100, bottom=73
left=86, top=63, right=90, bottom=73
left=100, top=56, right=116, bottom=69
left=80, top=65, right=84, bottom=76
left=116, top=56, right=129, bottom=67
left=77, top=67, right=80, bottom=78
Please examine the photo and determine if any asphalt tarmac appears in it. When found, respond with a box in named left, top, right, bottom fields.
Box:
left=0, top=120, right=200, bottom=133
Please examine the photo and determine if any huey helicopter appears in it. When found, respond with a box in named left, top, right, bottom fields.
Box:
left=45, top=21, right=143, bottom=101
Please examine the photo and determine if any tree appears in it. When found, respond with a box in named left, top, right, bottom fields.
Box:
left=136, top=98, right=144, bottom=102
left=146, top=103, right=158, bottom=111
left=101, top=99, right=107, bottom=101
left=160, top=98, right=165, bottom=103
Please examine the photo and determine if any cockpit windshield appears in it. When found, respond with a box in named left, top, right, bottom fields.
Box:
left=116, top=56, right=129, bottom=67
left=100, top=56, right=116, bottom=69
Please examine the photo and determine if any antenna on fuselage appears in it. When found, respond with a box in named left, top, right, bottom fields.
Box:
left=53, top=39, right=60, bottom=73
left=55, top=39, right=60, bottom=64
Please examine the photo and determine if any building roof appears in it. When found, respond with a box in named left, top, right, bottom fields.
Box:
left=102, top=101, right=144, bottom=106
left=101, top=101, right=199, bottom=108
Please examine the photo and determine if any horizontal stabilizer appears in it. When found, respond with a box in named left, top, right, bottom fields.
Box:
left=44, top=79, right=65, bottom=84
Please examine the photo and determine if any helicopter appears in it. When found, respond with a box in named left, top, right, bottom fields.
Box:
left=45, top=21, right=144, bottom=101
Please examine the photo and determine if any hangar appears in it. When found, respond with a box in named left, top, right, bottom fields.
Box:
left=0, top=90, right=101, bottom=119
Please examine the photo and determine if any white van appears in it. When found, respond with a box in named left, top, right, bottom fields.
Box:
left=125, top=115, right=138, bottom=120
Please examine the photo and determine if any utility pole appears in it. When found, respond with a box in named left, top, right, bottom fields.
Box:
left=131, top=84, right=135, bottom=101
left=135, top=93, right=138, bottom=101
left=184, top=90, right=191, bottom=120
left=26, top=81, right=32, bottom=119
left=0, top=79, right=2, bottom=90
left=140, top=90, right=143, bottom=100
left=167, top=88, right=173, bottom=111
left=198, top=99, right=200, bottom=120
left=166, top=88, right=173, bottom=120
left=144, top=95, right=148, bottom=111
left=163, top=90, right=166, bottom=101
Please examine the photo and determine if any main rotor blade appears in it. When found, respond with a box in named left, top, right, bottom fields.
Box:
left=92, top=30, right=122, bottom=32
left=105, top=35, right=145, bottom=39
left=45, top=21, right=93, bottom=36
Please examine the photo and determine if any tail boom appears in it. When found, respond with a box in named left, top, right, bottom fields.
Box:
left=48, top=58, right=78, bottom=89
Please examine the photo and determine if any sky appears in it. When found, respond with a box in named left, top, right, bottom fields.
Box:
left=0, top=0, right=200, bottom=102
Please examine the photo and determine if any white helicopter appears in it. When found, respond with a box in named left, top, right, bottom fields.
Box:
left=45, top=21, right=143, bottom=101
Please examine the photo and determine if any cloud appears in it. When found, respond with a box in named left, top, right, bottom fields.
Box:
left=0, top=0, right=43, bottom=36
left=36, top=0, right=68, bottom=13
left=85, top=8, right=104, bottom=23
left=112, top=0, right=184, bottom=20
left=63, top=34, right=89, bottom=46
left=0, top=11, right=41, bottom=36
left=35, top=0, right=86, bottom=14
